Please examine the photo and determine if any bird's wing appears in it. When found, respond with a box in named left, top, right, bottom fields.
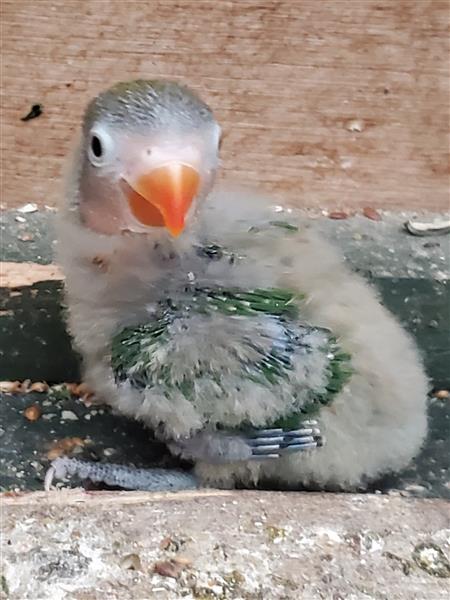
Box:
left=110, top=285, right=352, bottom=429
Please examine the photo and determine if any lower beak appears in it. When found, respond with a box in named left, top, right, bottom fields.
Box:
left=123, top=164, right=200, bottom=236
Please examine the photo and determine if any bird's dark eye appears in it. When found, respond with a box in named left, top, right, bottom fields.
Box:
left=91, top=135, right=102, bottom=158
left=87, top=127, right=114, bottom=166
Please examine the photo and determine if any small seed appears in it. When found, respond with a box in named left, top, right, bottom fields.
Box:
left=47, top=437, right=85, bottom=460
left=362, top=207, right=382, bottom=221
left=23, top=404, right=42, bottom=421
left=153, top=559, right=186, bottom=579
left=29, top=381, right=49, bottom=393
left=434, top=389, right=449, bottom=400
left=0, top=381, right=22, bottom=393
left=328, top=211, right=349, bottom=220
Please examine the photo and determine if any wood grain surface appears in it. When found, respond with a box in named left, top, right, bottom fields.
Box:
left=2, top=0, right=449, bottom=211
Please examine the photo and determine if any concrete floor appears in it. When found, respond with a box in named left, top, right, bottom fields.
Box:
left=2, top=489, right=449, bottom=599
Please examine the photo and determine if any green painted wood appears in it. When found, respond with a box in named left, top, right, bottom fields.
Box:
left=377, top=278, right=450, bottom=389
left=0, top=281, right=80, bottom=382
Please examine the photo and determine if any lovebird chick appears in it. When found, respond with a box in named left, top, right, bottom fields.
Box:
left=52, top=80, right=428, bottom=492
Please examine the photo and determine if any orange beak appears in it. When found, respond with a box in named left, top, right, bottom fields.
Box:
left=124, top=164, right=200, bottom=236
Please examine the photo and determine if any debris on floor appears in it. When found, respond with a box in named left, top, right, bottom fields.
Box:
left=328, top=210, right=349, bottom=220
left=362, top=206, right=382, bottom=221
left=20, top=103, right=43, bottom=122
left=404, top=217, right=450, bottom=237
left=17, top=203, right=39, bottom=214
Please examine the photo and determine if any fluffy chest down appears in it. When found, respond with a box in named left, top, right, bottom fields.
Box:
left=110, top=286, right=352, bottom=432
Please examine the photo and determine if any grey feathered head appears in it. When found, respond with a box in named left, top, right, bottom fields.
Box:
left=84, top=80, right=216, bottom=134
left=75, top=80, right=221, bottom=236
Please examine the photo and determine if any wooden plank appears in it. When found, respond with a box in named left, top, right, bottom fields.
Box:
left=2, top=0, right=449, bottom=212
left=2, top=491, right=449, bottom=599
left=0, top=262, right=63, bottom=288
left=1, top=487, right=231, bottom=506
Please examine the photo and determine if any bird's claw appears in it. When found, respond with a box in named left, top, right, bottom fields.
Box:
left=44, top=457, right=78, bottom=491
left=243, top=420, right=323, bottom=460
left=44, top=465, right=57, bottom=491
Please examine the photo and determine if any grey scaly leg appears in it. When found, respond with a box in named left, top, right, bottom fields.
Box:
left=45, top=457, right=198, bottom=491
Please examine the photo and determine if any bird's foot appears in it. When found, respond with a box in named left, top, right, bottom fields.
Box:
left=44, top=456, right=198, bottom=492
left=44, top=423, right=323, bottom=491
left=244, top=420, right=323, bottom=460
left=170, top=420, right=323, bottom=464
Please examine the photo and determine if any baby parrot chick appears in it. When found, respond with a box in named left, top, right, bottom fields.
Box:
left=52, top=80, right=428, bottom=491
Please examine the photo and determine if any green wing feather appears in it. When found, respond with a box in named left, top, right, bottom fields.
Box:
left=111, top=285, right=352, bottom=424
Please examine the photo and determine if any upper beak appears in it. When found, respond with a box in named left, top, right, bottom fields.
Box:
left=123, top=163, right=200, bottom=236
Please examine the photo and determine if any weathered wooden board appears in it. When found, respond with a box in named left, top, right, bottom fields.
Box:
left=2, top=0, right=449, bottom=211
left=2, top=491, right=450, bottom=599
